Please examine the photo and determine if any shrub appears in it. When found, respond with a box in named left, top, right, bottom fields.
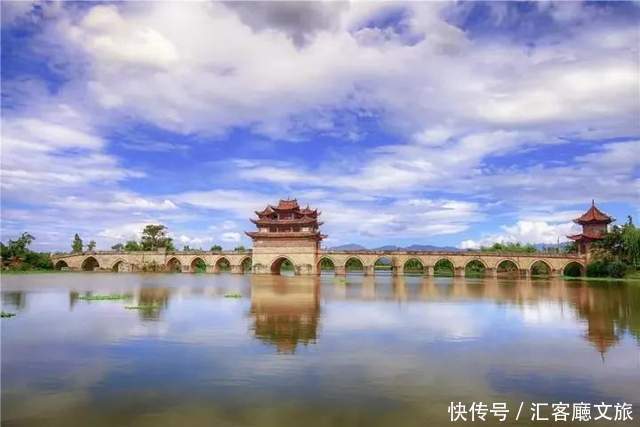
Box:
left=586, top=260, right=608, bottom=277
left=24, top=252, right=53, bottom=270
left=607, top=260, right=628, bottom=278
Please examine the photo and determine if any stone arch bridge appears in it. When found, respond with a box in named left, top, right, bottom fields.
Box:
left=51, top=250, right=253, bottom=274
left=51, top=249, right=586, bottom=277
left=316, top=251, right=585, bottom=277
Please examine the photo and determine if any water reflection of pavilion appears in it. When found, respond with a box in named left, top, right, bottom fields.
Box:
left=567, top=284, right=631, bottom=357
left=249, top=276, right=320, bottom=354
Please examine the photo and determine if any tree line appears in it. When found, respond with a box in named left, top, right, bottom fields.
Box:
left=586, top=217, right=640, bottom=278
left=0, top=233, right=52, bottom=270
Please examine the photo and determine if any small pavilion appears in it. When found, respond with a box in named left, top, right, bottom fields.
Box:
left=567, top=201, right=614, bottom=256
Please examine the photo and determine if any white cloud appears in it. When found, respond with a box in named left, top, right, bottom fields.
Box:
left=31, top=1, right=636, bottom=139
left=221, top=232, right=241, bottom=243
left=98, top=223, right=149, bottom=241
left=54, top=193, right=177, bottom=212
left=1, top=110, right=141, bottom=201
left=171, top=190, right=272, bottom=217
left=459, top=220, right=580, bottom=249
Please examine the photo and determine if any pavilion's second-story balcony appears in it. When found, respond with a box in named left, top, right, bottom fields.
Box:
left=251, top=217, right=319, bottom=226
left=246, top=230, right=326, bottom=240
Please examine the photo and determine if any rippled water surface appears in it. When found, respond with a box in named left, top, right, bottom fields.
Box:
left=2, top=273, right=639, bottom=426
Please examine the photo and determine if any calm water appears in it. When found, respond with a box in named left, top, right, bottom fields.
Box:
left=1, top=273, right=639, bottom=426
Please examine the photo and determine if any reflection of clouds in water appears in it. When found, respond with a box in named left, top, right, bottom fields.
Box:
left=520, top=302, right=579, bottom=328
left=323, top=302, right=490, bottom=342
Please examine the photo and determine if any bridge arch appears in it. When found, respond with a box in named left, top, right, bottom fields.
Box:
left=167, top=257, right=182, bottom=273
left=240, top=256, right=252, bottom=273
left=403, top=258, right=424, bottom=275
left=81, top=256, right=100, bottom=271
left=271, top=256, right=295, bottom=275
left=562, top=261, right=585, bottom=277
left=318, top=256, right=336, bottom=274
left=465, top=259, right=487, bottom=277
left=190, top=257, right=207, bottom=273
left=111, top=258, right=128, bottom=272
left=215, top=257, right=231, bottom=273
left=373, top=256, right=394, bottom=275
left=344, top=256, right=365, bottom=274
left=433, top=258, right=455, bottom=276
left=54, top=260, right=69, bottom=270
left=530, top=260, right=552, bottom=277
left=496, top=258, right=520, bottom=276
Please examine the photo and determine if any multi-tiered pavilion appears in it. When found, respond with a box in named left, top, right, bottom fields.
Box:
left=246, top=199, right=326, bottom=274
left=567, top=201, right=614, bottom=258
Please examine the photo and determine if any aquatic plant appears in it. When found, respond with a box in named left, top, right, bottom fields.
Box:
left=224, top=292, right=242, bottom=298
left=1, top=311, right=16, bottom=318
left=76, top=294, right=131, bottom=301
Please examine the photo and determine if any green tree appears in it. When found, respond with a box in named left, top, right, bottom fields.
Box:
left=622, top=222, right=640, bottom=268
left=562, top=241, right=578, bottom=254
left=234, top=245, right=246, bottom=252
left=0, top=243, right=9, bottom=263
left=1, top=233, right=53, bottom=271
left=404, top=258, right=423, bottom=273
left=481, top=242, right=537, bottom=253
left=588, top=216, right=639, bottom=276
left=87, top=240, right=96, bottom=251
left=24, top=252, right=53, bottom=270
left=183, top=245, right=191, bottom=251
left=319, top=258, right=335, bottom=270
left=140, top=225, right=173, bottom=251
left=5, top=233, right=35, bottom=259
left=72, top=234, right=83, bottom=253
left=124, top=240, right=142, bottom=251
left=210, top=245, right=222, bottom=252
left=111, top=243, right=124, bottom=251
left=345, top=258, right=363, bottom=271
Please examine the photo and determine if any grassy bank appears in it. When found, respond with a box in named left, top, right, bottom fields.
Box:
left=562, top=274, right=640, bottom=283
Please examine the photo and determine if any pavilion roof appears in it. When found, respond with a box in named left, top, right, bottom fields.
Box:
left=567, top=233, right=602, bottom=241
left=273, top=199, right=299, bottom=211
left=255, top=206, right=274, bottom=216
left=299, top=205, right=318, bottom=216
left=574, top=201, right=614, bottom=224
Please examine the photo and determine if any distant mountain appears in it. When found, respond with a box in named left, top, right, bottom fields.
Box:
left=328, top=243, right=461, bottom=251
left=329, top=243, right=367, bottom=251
left=404, top=244, right=460, bottom=252
left=373, top=245, right=400, bottom=251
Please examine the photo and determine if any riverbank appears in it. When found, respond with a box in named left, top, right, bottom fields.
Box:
left=1, top=269, right=67, bottom=275
left=562, top=273, right=640, bottom=283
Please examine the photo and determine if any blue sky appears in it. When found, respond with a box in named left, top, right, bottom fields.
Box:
left=1, top=1, right=638, bottom=251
